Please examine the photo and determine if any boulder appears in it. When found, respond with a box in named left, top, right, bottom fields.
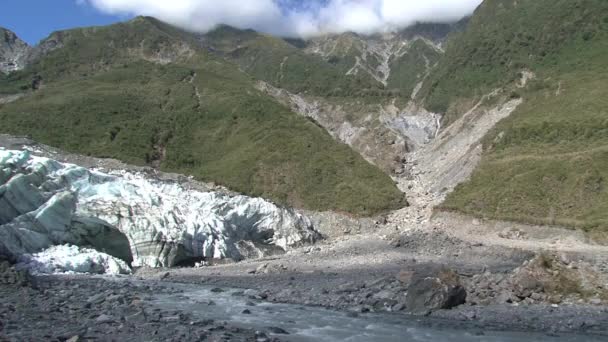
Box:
left=266, top=327, right=289, bottom=335
left=511, top=270, right=544, bottom=299
left=0, top=260, right=30, bottom=286
left=405, top=265, right=467, bottom=314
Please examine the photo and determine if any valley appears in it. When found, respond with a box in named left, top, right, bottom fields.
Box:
left=1, top=0, right=608, bottom=340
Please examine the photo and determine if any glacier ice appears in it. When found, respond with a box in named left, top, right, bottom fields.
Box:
left=0, top=150, right=319, bottom=268
left=17, top=245, right=132, bottom=275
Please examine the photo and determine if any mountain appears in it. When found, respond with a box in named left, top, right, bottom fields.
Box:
left=201, top=25, right=384, bottom=98
left=0, top=28, right=31, bottom=74
left=199, top=24, right=457, bottom=174
left=0, top=17, right=406, bottom=216
left=422, top=0, right=608, bottom=233
left=303, top=23, right=454, bottom=93
left=2, top=0, right=606, bottom=234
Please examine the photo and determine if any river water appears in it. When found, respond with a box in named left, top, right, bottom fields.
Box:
left=151, top=284, right=602, bottom=342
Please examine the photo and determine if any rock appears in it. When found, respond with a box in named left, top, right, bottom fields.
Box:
left=125, top=310, right=146, bottom=324
left=95, top=314, right=115, bottom=324
left=350, top=306, right=370, bottom=313
left=405, top=265, right=467, bottom=314
left=160, top=315, right=181, bottom=323
left=549, top=295, right=563, bottom=304
left=210, top=287, right=225, bottom=293
left=256, top=264, right=269, bottom=274
left=461, top=311, right=477, bottom=320
left=255, top=331, right=270, bottom=341
left=87, top=293, right=106, bottom=304
left=396, top=270, right=414, bottom=284
left=244, top=289, right=261, bottom=298
left=196, top=300, right=216, bottom=306
left=391, top=303, right=405, bottom=312
left=266, top=327, right=289, bottom=335
left=530, top=292, right=543, bottom=301
left=512, top=272, right=543, bottom=299
left=66, top=336, right=80, bottom=342
left=336, top=282, right=360, bottom=293
left=241, top=309, right=252, bottom=314
left=373, top=290, right=396, bottom=299
left=589, top=298, right=602, bottom=305
left=495, top=291, right=514, bottom=304
left=366, top=277, right=390, bottom=288
left=0, top=261, right=30, bottom=286
left=106, top=294, right=126, bottom=304
left=498, top=229, right=527, bottom=240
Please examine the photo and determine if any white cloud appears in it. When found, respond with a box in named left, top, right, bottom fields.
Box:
left=84, top=0, right=482, bottom=37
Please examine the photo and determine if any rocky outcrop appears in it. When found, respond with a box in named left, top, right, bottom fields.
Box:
left=0, top=27, right=71, bottom=75
left=304, top=24, right=449, bottom=87
left=405, top=265, right=467, bottom=314
left=465, top=253, right=608, bottom=306
left=0, top=149, right=320, bottom=268
left=256, top=81, right=410, bottom=174
left=0, top=28, right=32, bottom=74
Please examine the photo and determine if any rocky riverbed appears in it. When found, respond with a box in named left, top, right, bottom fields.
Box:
left=2, top=261, right=608, bottom=342
left=0, top=262, right=282, bottom=342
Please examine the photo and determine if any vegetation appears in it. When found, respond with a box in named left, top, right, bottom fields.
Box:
left=387, top=39, right=441, bottom=97
left=205, top=26, right=383, bottom=97
left=435, top=0, right=608, bottom=232
left=420, top=0, right=608, bottom=123
left=0, top=17, right=406, bottom=216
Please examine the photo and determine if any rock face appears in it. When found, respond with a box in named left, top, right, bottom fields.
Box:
left=465, top=254, right=608, bottom=306
left=405, top=265, right=467, bottom=314
left=0, top=149, right=320, bottom=269
left=0, top=28, right=31, bottom=74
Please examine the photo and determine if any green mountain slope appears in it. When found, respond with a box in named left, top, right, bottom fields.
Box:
left=0, top=17, right=406, bottom=216
left=204, top=26, right=382, bottom=97
left=387, top=39, right=442, bottom=98
left=302, top=24, right=452, bottom=97
left=420, top=0, right=607, bottom=122
left=427, top=0, right=608, bottom=233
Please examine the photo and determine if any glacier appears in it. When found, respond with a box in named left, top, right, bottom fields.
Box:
left=17, top=244, right=132, bottom=275
left=0, top=149, right=319, bottom=270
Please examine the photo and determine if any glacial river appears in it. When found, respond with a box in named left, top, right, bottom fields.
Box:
left=151, top=284, right=603, bottom=342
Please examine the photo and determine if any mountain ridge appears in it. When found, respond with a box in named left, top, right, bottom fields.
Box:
left=2, top=1, right=607, bottom=233
left=0, top=17, right=407, bottom=216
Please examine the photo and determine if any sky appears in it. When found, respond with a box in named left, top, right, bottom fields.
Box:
left=1, top=0, right=482, bottom=45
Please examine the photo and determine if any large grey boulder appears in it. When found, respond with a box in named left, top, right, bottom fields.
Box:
left=405, top=265, right=467, bottom=314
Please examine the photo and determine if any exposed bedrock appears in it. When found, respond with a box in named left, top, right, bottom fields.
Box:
left=0, top=150, right=320, bottom=268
